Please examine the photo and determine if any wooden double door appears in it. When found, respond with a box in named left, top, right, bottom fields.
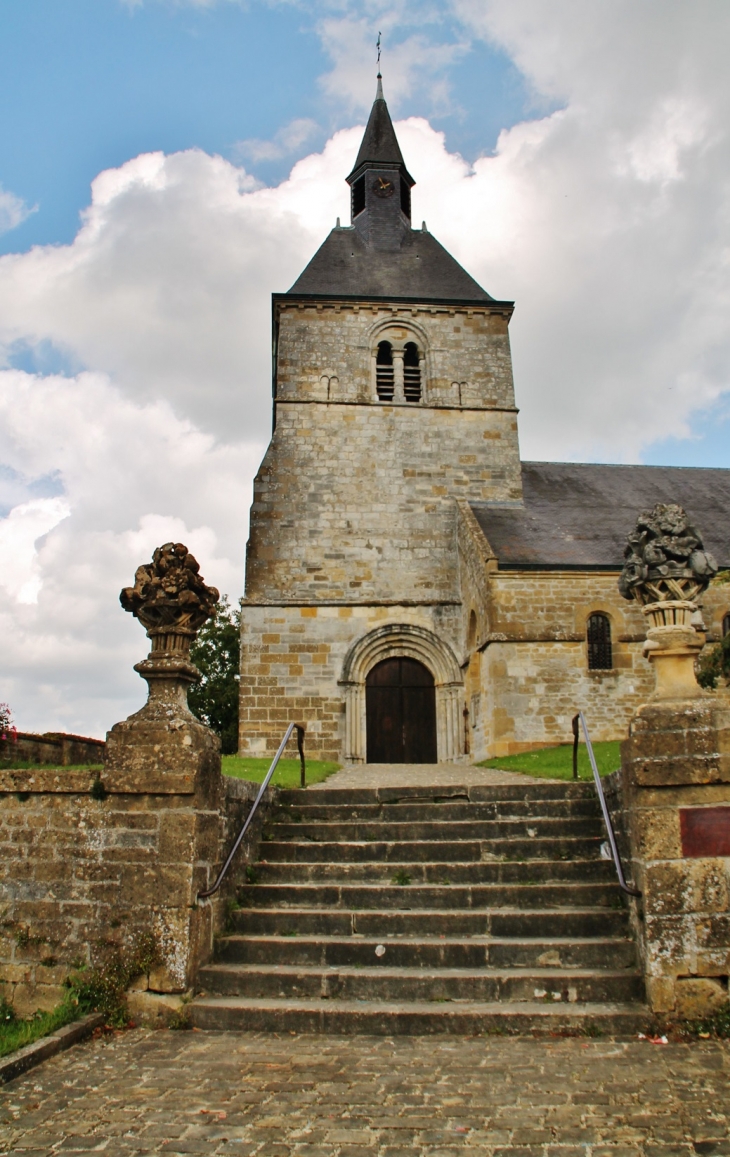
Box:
left=365, top=657, right=437, bottom=764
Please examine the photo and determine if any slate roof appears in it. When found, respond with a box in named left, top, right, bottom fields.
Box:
left=287, top=226, right=501, bottom=304
left=470, top=461, right=730, bottom=569
left=348, top=86, right=411, bottom=182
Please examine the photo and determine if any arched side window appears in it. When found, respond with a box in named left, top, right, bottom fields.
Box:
left=403, top=341, right=421, bottom=402
left=587, top=613, right=613, bottom=670
left=376, top=341, right=394, bottom=401
left=467, top=610, right=477, bottom=651
left=723, top=612, right=730, bottom=638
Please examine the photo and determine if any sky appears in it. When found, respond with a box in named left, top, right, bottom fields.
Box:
left=1, top=0, right=729, bottom=737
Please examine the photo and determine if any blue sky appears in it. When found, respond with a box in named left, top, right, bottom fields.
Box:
left=0, top=0, right=529, bottom=255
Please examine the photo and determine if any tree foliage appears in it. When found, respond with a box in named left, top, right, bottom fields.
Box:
left=189, top=596, right=241, bottom=754
left=696, top=571, right=730, bottom=690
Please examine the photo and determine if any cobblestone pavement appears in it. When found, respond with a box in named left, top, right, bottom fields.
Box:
left=2, top=1029, right=729, bottom=1155
left=311, top=764, right=539, bottom=789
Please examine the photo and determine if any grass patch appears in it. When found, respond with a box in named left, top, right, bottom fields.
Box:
left=0, top=761, right=103, bottom=771
left=0, top=996, right=79, bottom=1059
left=477, top=741, right=621, bottom=780
left=221, top=756, right=340, bottom=788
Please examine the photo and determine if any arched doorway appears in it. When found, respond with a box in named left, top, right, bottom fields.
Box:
left=366, top=657, right=437, bottom=763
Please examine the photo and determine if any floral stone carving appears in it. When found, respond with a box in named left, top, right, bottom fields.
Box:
left=121, top=542, right=219, bottom=648
left=618, top=504, right=717, bottom=699
left=120, top=543, right=220, bottom=715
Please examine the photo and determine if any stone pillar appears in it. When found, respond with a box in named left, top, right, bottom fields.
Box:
left=103, top=542, right=224, bottom=1014
left=618, top=503, right=730, bottom=1018
left=622, top=696, right=730, bottom=1017
left=392, top=352, right=405, bottom=403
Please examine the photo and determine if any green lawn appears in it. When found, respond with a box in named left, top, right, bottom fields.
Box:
left=221, top=756, right=340, bottom=788
left=0, top=997, right=79, bottom=1059
left=477, top=740, right=622, bottom=781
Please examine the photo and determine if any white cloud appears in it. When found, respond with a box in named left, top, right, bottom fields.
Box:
left=0, top=184, right=36, bottom=235
left=0, top=497, right=70, bottom=604
left=234, top=118, right=320, bottom=164
left=0, top=369, right=263, bottom=735
left=316, top=13, right=466, bottom=113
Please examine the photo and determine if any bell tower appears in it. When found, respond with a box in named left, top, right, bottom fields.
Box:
left=240, top=77, right=522, bottom=763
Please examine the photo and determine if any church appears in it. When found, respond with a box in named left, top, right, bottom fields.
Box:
left=239, top=79, right=730, bottom=765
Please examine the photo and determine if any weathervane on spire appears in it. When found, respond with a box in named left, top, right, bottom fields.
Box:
left=376, top=31, right=382, bottom=77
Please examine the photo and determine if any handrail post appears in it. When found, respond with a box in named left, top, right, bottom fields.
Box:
left=577, top=711, right=641, bottom=899
left=296, top=724, right=306, bottom=788
left=571, top=714, right=579, bottom=779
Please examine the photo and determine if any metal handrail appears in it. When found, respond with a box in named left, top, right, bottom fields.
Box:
left=198, top=722, right=305, bottom=901
left=576, top=711, right=641, bottom=899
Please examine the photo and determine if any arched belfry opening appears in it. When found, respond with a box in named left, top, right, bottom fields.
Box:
left=366, top=657, right=436, bottom=763
left=376, top=341, right=395, bottom=400
left=403, top=342, right=421, bottom=402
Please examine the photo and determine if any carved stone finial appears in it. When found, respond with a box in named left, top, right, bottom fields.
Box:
left=618, top=503, right=717, bottom=606
left=619, top=504, right=717, bottom=700
left=120, top=543, right=220, bottom=718
left=120, top=542, right=219, bottom=643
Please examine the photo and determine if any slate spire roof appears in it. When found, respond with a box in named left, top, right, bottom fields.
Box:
left=347, top=75, right=413, bottom=185
left=287, top=76, right=507, bottom=306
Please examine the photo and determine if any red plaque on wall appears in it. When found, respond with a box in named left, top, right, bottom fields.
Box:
left=679, top=807, right=730, bottom=858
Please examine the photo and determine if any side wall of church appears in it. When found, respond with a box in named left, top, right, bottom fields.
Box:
left=239, top=602, right=463, bottom=761
left=467, top=572, right=730, bottom=759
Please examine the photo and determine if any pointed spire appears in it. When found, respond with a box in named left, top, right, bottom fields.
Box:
left=347, top=76, right=413, bottom=185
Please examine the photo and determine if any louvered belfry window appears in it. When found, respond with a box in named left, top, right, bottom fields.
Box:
left=376, top=341, right=394, bottom=400
left=403, top=342, right=421, bottom=402
left=587, top=613, right=612, bottom=670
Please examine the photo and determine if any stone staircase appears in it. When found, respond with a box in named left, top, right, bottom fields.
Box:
left=191, top=780, right=648, bottom=1034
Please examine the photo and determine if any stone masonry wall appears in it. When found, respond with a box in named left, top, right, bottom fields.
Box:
left=621, top=696, right=730, bottom=1018
left=0, top=769, right=270, bottom=1019
left=240, top=602, right=462, bottom=760
left=275, top=301, right=516, bottom=410
left=245, top=299, right=522, bottom=607
left=464, top=570, right=729, bottom=760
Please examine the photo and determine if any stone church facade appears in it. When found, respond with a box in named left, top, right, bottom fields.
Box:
left=239, top=81, right=730, bottom=763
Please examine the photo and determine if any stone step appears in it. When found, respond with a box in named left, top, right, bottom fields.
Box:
left=230, top=906, right=630, bottom=939
left=264, top=818, right=602, bottom=842
left=278, top=783, right=599, bottom=806
left=215, top=933, right=638, bottom=971
left=259, top=837, right=603, bottom=863
left=273, top=799, right=602, bottom=823
left=190, top=995, right=649, bottom=1036
left=237, top=881, right=623, bottom=911
left=250, top=858, right=615, bottom=885
left=196, top=963, right=644, bottom=1005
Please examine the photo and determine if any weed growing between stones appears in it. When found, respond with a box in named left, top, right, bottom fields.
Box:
left=688, top=1000, right=730, bottom=1039
left=65, top=932, right=162, bottom=1028
left=392, top=869, right=412, bottom=886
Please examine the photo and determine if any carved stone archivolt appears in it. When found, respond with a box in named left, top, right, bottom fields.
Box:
left=618, top=504, right=717, bottom=699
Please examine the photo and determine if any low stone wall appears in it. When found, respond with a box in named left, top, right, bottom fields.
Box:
left=1, top=731, right=105, bottom=767
left=0, top=768, right=272, bottom=1019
